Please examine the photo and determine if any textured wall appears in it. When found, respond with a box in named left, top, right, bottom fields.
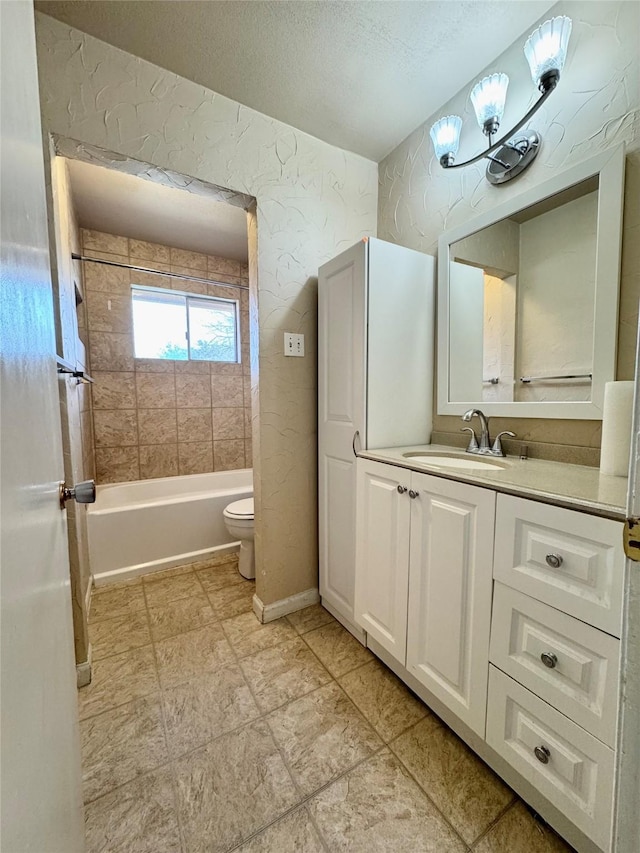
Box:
left=379, top=0, right=640, bottom=465
left=81, top=228, right=253, bottom=483
left=35, top=13, right=378, bottom=606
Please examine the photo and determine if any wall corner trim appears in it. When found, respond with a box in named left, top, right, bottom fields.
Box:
left=76, top=644, right=92, bottom=688
left=252, top=588, right=320, bottom=624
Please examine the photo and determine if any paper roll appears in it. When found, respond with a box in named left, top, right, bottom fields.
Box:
left=600, top=381, right=634, bottom=476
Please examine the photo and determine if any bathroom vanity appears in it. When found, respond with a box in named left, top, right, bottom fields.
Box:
left=354, top=446, right=626, bottom=853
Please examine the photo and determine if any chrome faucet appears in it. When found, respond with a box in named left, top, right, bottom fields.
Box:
left=461, top=409, right=515, bottom=457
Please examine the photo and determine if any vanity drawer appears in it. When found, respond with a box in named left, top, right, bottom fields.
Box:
left=494, top=495, right=624, bottom=636
left=490, top=583, right=620, bottom=746
left=487, top=666, right=614, bottom=851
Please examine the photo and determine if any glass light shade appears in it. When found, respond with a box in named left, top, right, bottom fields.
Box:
left=470, top=73, right=509, bottom=131
left=524, top=16, right=572, bottom=87
left=430, top=115, right=462, bottom=161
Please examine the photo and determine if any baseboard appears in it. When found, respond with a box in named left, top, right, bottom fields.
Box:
left=76, top=644, right=92, bottom=688
left=252, top=587, right=320, bottom=624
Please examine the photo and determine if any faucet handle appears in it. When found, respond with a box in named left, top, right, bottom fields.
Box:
left=491, top=431, right=516, bottom=457
left=461, top=427, right=479, bottom=453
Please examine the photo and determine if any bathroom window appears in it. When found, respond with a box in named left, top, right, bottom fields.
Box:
left=132, top=285, right=239, bottom=362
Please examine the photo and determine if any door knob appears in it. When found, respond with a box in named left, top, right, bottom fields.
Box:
left=409, top=489, right=420, bottom=499
left=397, top=485, right=408, bottom=494
left=59, top=479, right=96, bottom=509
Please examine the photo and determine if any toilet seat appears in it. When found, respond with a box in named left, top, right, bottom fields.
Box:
left=223, top=497, right=254, bottom=519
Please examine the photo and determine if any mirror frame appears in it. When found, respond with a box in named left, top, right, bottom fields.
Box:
left=437, top=145, right=625, bottom=420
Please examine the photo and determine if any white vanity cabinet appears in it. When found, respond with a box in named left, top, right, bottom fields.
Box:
left=353, top=453, right=625, bottom=853
left=354, top=457, right=495, bottom=736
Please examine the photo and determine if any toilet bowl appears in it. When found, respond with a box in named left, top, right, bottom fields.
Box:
left=223, top=497, right=255, bottom=579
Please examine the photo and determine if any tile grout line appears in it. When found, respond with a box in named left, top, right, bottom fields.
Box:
left=468, top=797, right=518, bottom=850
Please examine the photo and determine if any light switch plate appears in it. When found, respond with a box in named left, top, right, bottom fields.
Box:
left=284, top=332, right=305, bottom=357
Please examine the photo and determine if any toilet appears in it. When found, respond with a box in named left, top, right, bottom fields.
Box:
left=223, top=497, right=255, bottom=580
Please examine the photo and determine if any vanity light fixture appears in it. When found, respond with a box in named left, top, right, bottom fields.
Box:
left=430, top=16, right=572, bottom=185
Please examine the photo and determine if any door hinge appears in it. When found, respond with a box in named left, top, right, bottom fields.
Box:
left=623, top=517, right=640, bottom=562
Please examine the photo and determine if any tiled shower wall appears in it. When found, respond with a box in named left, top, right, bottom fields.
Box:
left=81, top=228, right=252, bottom=483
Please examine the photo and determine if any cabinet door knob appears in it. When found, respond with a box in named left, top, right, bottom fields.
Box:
left=540, top=652, right=558, bottom=669
left=534, top=745, right=551, bottom=764
left=408, top=489, right=419, bottom=499
left=397, top=485, right=408, bottom=494
left=545, top=553, right=563, bottom=569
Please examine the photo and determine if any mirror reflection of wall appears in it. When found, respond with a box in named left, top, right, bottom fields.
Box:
left=449, top=178, right=598, bottom=404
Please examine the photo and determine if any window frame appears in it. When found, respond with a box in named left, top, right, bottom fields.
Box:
left=131, top=283, right=241, bottom=364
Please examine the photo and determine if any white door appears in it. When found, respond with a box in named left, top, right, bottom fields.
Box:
left=613, top=328, right=640, bottom=852
left=0, top=4, right=85, bottom=851
left=406, top=472, right=495, bottom=736
left=354, top=459, right=411, bottom=663
left=318, top=241, right=366, bottom=625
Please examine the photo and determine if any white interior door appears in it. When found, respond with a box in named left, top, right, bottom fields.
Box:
left=0, top=3, right=85, bottom=851
left=318, top=241, right=366, bottom=624
left=613, top=320, right=640, bottom=852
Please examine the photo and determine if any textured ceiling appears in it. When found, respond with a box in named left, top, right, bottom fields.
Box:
left=36, top=0, right=557, bottom=161
left=67, top=159, right=249, bottom=260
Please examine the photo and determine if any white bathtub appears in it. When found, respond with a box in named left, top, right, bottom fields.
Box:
left=87, top=469, right=253, bottom=586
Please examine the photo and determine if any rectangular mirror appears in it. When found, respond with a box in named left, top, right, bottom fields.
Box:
left=437, top=146, right=625, bottom=419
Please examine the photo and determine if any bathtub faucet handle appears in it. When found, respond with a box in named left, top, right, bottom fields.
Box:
left=59, top=479, right=96, bottom=509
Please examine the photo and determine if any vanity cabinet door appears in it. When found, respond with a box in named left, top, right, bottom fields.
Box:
left=354, top=459, right=411, bottom=663
left=406, top=472, right=496, bottom=736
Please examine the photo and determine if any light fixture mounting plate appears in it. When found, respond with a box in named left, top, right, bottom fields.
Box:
left=486, top=131, right=541, bottom=185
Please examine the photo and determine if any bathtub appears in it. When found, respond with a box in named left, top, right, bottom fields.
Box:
left=87, top=469, right=253, bottom=586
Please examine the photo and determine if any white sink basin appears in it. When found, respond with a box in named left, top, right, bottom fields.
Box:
left=402, top=452, right=509, bottom=471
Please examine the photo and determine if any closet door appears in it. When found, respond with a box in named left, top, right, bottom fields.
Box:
left=406, top=472, right=495, bottom=735
left=318, top=242, right=366, bottom=626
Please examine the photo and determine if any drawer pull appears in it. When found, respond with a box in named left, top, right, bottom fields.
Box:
left=534, top=745, right=551, bottom=764
left=397, top=485, right=408, bottom=494
left=545, top=553, right=563, bottom=569
left=540, top=652, right=558, bottom=669
left=409, top=489, right=420, bottom=499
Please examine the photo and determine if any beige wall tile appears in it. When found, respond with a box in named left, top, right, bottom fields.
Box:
left=175, top=360, right=209, bottom=375
left=210, top=360, right=242, bottom=376
left=214, top=439, right=245, bottom=471
left=95, top=447, right=139, bottom=483
left=213, top=408, right=245, bottom=440
left=178, top=442, right=214, bottom=475
left=82, top=229, right=129, bottom=255
left=207, top=283, right=239, bottom=300
left=92, top=372, right=136, bottom=410
left=207, top=255, right=241, bottom=277
left=244, top=408, right=252, bottom=438
left=177, top=408, right=212, bottom=443
left=136, top=373, right=176, bottom=408
left=211, top=376, right=244, bottom=407
left=176, top=373, right=212, bottom=408
left=135, top=358, right=175, bottom=374
left=86, top=290, right=132, bottom=334
left=170, top=247, right=207, bottom=271
left=89, top=332, right=134, bottom=371
left=94, top=409, right=138, bottom=447
left=129, top=238, right=170, bottom=264
left=171, top=277, right=207, bottom=295
left=131, top=270, right=172, bottom=288
left=83, top=262, right=130, bottom=294
left=244, top=440, right=253, bottom=468
left=140, top=445, right=179, bottom=479
left=138, top=409, right=178, bottom=445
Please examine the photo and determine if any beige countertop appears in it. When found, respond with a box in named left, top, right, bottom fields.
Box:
left=359, top=444, right=628, bottom=521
